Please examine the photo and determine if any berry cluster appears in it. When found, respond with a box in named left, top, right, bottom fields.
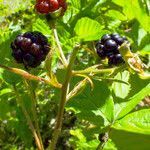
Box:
left=11, top=31, right=50, bottom=68
left=35, top=0, right=67, bottom=15
left=96, top=33, right=129, bottom=65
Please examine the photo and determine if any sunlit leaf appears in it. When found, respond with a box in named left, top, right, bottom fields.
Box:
left=113, top=109, right=150, bottom=135
left=112, top=0, right=150, bottom=31
left=114, top=83, right=150, bottom=119
left=112, top=71, right=130, bottom=99
left=74, top=17, right=104, bottom=41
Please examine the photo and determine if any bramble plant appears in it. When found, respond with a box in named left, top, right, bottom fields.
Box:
left=0, top=0, right=150, bottom=150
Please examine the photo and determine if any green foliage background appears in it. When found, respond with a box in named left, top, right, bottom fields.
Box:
left=0, top=0, right=150, bottom=149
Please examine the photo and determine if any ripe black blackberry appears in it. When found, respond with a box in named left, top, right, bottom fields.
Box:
left=11, top=31, right=50, bottom=68
left=96, top=33, right=129, bottom=65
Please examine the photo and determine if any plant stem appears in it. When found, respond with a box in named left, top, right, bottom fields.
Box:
left=72, top=68, right=115, bottom=75
left=49, top=44, right=80, bottom=150
left=96, top=128, right=111, bottom=150
left=13, top=84, right=44, bottom=150
left=96, top=142, right=106, bottom=150
left=24, top=80, right=44, bottom=150
left=96, top=134, right=108, bottom=150
left=72, top=64, right=126, bottom=76
left=0, top=64, right=61, bottom=88
left=66, top=78, right=88, bottom=101
left=52, top=24, right=68, bottom=67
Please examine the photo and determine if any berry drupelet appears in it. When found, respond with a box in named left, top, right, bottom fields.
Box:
left=35, top=0, right=67, bottom=15
left=96, top=33, right=129, bottom=65
left=11, top=31, right=50, bottom=68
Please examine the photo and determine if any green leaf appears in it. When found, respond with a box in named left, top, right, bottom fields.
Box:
left=70, top=0, right=82, bottom=10
left=112, top=0, right=150, bottom=31
left=2, top=70, right=22, bottom=84
left=113, top=109, right=150, bottom=135
left=114, top=83, right=150, bottom=119
left=0, top=31, right=18, bottom=64
left=70, top=129, right=99, bottom=150
left=11, top=107, right=33, bottom=147
left=100, top=96, right=114, bottom=122
left=74, top=17, right=104, bottom=41
left=128, top=74, right=149, bottom=97
left=70, top=129, right=86, bottom=142
left=110, top=129, right=150, bottom=150
left=106, top=10, right=127, bottom=21
left=70, top=129, right=117, bottom=150
left=0, top=98, right=11, bottom=119
left=112, top=71, right=130, bottom=99
left=67, top=81, right=113, bottom=135
left=0, top=88, right=12, bottom=96
left=138, top=28, right=147, bottom=47
left=0, top=30, right=22, bottom=70
left=32, top=18, right=51, bottom=37
left=139, top=33, right=150, bottom=54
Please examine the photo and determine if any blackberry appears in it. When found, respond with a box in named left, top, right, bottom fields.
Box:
left=108, top=54, right=125, bottom=65
left=101, top=34, right=111, bottom=44
left=95, top=33, right=130, bottom=65
left=104, top=39, right=118, bottom=51
left=97, top=49, right=106, bottom=59
left=11, top=31, right=50, bottom=68
left=12, top=50, right=23, bottom=63
left=35, top=0, right=67, bottom=16
left=114, top=37, right=124, bottom=45
left=23, top=53, right=35, bottom=66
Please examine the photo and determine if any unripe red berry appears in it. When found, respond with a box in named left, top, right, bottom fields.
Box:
left=58, top=0, right=67, bottom=10
left=49, top=0, right=59, bottom=12
left=35, top=1, right=50, bottom=14
left=35, top=0, right=67, bottom=17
